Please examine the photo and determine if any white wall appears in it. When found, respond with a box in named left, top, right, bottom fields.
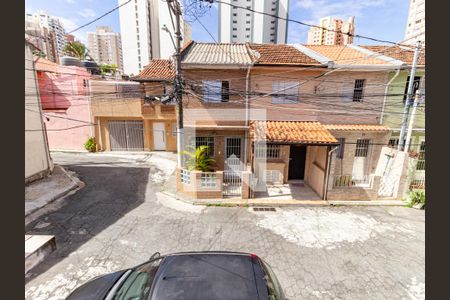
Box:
left=25, top=43, right=53, bottom=181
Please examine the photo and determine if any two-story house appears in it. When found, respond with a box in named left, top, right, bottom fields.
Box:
left=140, top=41, right=414, bottom=201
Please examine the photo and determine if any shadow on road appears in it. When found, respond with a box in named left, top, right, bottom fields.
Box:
left=25, top=164, right=151, bottom=283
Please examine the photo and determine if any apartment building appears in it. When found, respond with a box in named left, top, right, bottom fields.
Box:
left=25, top=11, right=67, bottom=58
left=137, top=42, right=418, bottom=201
left=118, top=0, right=192, bottom=76
left=25, top=21, right=59, bottom=63
left=219, top=0, right=289, bottom=44
left=87, top=26, right=124, bottom=73
left=307, top=16, right=355, bottom=45
left=404, top=0, right=425, bottom=44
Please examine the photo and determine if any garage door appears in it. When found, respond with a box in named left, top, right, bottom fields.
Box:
left=108, top=120, right=144, bottom=151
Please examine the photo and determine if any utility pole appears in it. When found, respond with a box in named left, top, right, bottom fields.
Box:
left=167, top=0, right=183, bottom=166
left=404, top=90, right=423, bottom=153
left=398, top=40, right=421, bottom=151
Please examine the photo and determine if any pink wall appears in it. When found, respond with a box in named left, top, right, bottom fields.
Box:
left=37, top=63, right=93, bottom=151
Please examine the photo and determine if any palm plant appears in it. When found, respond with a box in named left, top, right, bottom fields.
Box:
left=63, top=41, right=88, bottom=60
left=182, top=145, right=215, bottom=172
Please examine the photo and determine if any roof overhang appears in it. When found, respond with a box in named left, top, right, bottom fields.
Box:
left=181, top=63, right=252, bottom=69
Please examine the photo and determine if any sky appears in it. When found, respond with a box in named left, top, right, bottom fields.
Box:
left=25, top=0, right=410, bottom=46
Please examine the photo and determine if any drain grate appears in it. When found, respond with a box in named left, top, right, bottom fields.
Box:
left=253, top=207, right=276, bottom=212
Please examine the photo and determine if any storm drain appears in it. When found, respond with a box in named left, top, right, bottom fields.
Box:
left=253, top=207, right=276, bottom=212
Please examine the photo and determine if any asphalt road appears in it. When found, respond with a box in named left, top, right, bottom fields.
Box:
left=25, top=152, right=425, bottom=300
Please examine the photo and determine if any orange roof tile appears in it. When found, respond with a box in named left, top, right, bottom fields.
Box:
left=251, top=121, right=338, bottom=144
left=133, top=59, right=175, bottom=81
left=248, top=43, right=322, bottom=65
left=324, top=124, right=391, bottom=131
left=304, top=45, right=392, bottom=65
left=361, top=45, right=425, bottom=66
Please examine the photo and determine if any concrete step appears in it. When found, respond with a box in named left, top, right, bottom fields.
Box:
left=25, top=235, right=56, bottom=274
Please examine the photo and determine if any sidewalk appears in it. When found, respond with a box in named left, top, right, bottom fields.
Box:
left=25, top=165, right=83, bottom=225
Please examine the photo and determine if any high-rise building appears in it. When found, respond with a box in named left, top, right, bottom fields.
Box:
left=219, top=0, right=289, bottom=44
left=87, top=26, right=124, bottom=73
left=404, top=0, right=425, bottom=44
left=25, top=11, right=67, bottom=58
left=118, top=0, right=192, bottom=76
left=307, top=16, right=355, bottom=45
left=25, top=20, right=59, bottom=62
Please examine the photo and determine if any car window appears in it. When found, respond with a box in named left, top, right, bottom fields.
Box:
left=260, top=259, right=285, bottom=300
left=113, top=258, right=163, bottom=300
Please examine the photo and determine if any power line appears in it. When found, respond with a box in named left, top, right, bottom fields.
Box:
left=211, top=0, right=422, bottom=47
left=68, top=0, right=132, bottom=34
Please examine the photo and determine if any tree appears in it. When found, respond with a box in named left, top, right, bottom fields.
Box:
left=99, top=63, right=118, bottom=75
left=182, top=145, right=215, bottom=172
left=63, top=41, right=88, bottom=60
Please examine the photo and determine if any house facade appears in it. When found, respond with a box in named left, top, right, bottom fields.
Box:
left=138, top=41, right=418, bottom=201
left=35, top=57, right=92, bottom=151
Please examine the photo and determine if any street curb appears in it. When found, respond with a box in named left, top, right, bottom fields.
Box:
left=328, top=200, right=406, bottom=206
left=25, top=166, right=84, bottom=226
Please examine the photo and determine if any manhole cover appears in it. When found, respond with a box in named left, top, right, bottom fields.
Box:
left=253, top=207, right=276, bottom=212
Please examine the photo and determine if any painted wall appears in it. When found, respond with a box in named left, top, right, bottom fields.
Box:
left=38, top=64, right=92, bottom=151
left=25, top=43, right=52, bottom=181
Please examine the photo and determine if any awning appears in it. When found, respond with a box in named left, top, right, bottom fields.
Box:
left=250, top=121, right=338, bottom=145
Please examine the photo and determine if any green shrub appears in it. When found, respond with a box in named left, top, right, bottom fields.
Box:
left=407, top=189, right=425, bottom=208
left=84, top=137, right=97, bottom=152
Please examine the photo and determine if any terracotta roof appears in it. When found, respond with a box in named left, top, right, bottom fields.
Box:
left=133, top=59, right=175, bottom=81
left=324, top=124, right=391, bottom=131
left=181, top=42, right=253, bottom=66
left=304, top=45, right=392, bottom=65
left=247, top=43, right=322, bottom=65
left=361, top=45, right=425, bottom=66
left=250, top=121, right=338, bottom=145
left=34, top=57, right=59, bottom=72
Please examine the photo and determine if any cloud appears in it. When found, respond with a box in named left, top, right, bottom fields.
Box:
left=64, top=0, right=75, bottom=4
left=78, top=8, right=97, bottom=19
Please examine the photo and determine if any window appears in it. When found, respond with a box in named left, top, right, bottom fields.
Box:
left=233, top=13, right=237, bottom=16
left=233, top=27, right=237, bottom=31
left=255, top=144, right=281, bottom=159
left=246, top=28, right=250, bottom=31
left=403, top=76, right=421, bottom=103
left=180, top=169, right=190, bottom=184
left=416, top=141, right=425, bottom=170
left=336, top=138, right=345, bottom=159
left=246, top=21, right=251, bottom=24
left=352, top=79, right=366, bottom=102
left=246, top=35, right=250, bottom=38
left=272, top=81, right=299, bottom=104
left=388, top=138, right=399, bottom=148
left=233, top=20, right=237, bottom=24
left=232, top=35, right=237, bottom=38
left=195, top=136, right=214, bottom=157
left=246, top=13, right=251, bottom=16
left=203, top=80, right=229, bottom=102
left=355, top=139, right=370, bottom=157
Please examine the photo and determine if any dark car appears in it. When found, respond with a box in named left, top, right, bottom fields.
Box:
left=66, top=251, right=285, bottom=300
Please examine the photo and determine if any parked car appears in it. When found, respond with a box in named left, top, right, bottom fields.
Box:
left=66, top=251, right=285, bottom=300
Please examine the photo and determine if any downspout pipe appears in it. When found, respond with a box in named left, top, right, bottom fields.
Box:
left=380, top=67, right=402, bottom=125
left=323, top=146, right=339, bottom=200
left=244, top=65, right=251, bottom=167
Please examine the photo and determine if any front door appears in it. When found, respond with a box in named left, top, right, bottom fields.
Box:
left=153, top=122, right=166, bottom=150
left=288, top=145, right=306, bottom=180
left=225, top=137, right=243, bottom=171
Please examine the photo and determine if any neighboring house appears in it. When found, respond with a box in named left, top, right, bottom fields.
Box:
left=35, top=57, right=93, bottom=151
left=363, top=45, right=426, bottom=189
left=140, top=41, right=416, bottom=201
left=25, top=41, right=53, bottom=183
left=91, top=61, right=177, bottom=152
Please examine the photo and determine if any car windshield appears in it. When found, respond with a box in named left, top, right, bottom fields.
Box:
left=113, top=258, right=163, bottom=300
left=260, top=259, right=285, bottom=300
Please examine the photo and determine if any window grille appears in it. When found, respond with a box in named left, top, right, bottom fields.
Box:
left=388, top=138, right=399, bottom=148
left=255, top=144, right=280, bottom=159
left=352, top=79, right=366, bottom=102
left=272, top=81, right=299, bottom=104
left=416, top=141, right=425, bottom=170
left=194, top=136, right=214, bottom=157
left=355, top=139, right=370, bottom=157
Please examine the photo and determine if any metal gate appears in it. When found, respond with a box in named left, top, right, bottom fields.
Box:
left=223, top=171, right=242, bottom=197
left=108, top=120, right=144, bottom=151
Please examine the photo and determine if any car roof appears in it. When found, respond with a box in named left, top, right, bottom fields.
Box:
left=149, top=252, right=268, bottom=300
